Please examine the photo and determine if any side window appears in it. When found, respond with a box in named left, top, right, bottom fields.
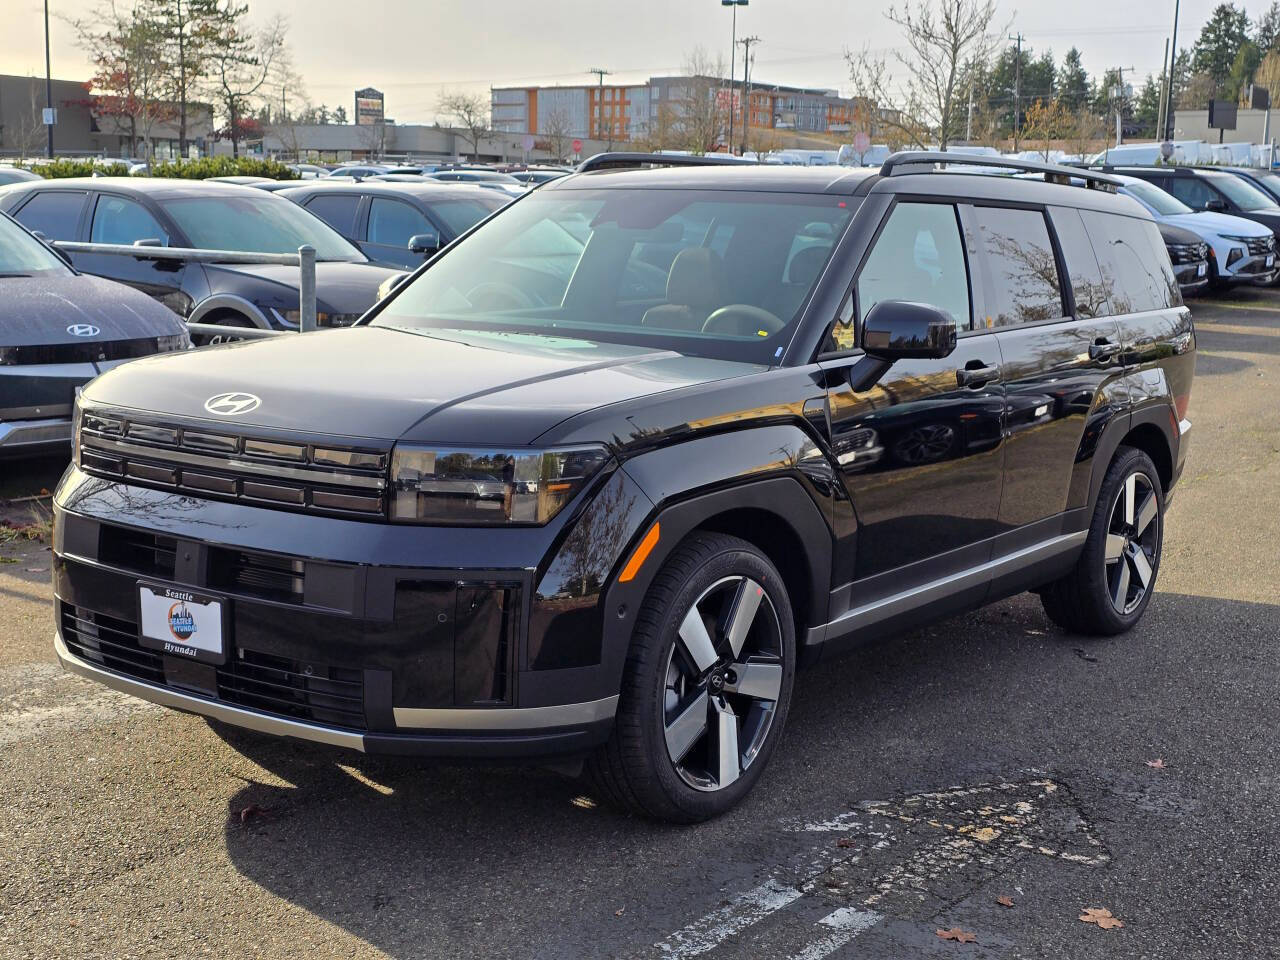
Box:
left=1047, top=207, right=1111, bottom=319
left=1162, top=176, right=1216, bottom=210
left=972, top=206, right=1064, bottom=327
left=856, top=201, right=970, bottom=333
left=368, top=197, right=430, bottom=246
left=304, top=195, right=360, bottom=236
left=13, top=191, right=87, bottom=240
left=90, top=195, right=169, bottom=245
left=1080, top=210, right=1180, bottom=314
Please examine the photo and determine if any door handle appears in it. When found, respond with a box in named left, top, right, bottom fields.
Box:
left=956, top=362, right=1000, bottom=388
left=1089, top=338, right=1121, bottom=362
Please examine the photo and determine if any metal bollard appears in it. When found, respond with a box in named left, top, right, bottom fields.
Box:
left=298, top=244, right=317, bottom=332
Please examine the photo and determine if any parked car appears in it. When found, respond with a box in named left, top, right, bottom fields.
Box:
left=508, top=169, right=568, bottom=186
left=0, top=166, right=42, bottom=186
left=1114, top=165, right=1280, bottom=241
left=0, top=211, right=188, bottom=456
left=278, top=180, right=505, bottom=269
left=1158, top=222, right=1210, bottom=296
left=427, top=169, right=527, bottom=197
left=1114, top=174, right=1277, bottom=287
left=207, top=175, right=275, bottom=185
left=51, top=152, right=1193, bottom=822
left=287, top=163, right=329, bottom=179
left=1215, top=165, right=1280, bottom=206
left=0, top=178, right=403, bottom=335
left=327, top=164, right=390, bottom=180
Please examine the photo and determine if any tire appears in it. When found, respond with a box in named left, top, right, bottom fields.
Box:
left=587, top=532, right=796, bottom=822
left=1041, top=445, right=1164, bottom=636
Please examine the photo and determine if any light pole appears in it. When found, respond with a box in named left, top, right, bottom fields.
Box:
left=43, top=0, right=54, bottom=158
left=723, top=0, right=747, bottom=154
left=1164, top=0, right=1181, bottom=143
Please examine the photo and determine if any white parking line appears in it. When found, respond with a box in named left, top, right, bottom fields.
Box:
left=787, top=908, right=882, bottom=960
left=654, top=878, right=804, bottom=958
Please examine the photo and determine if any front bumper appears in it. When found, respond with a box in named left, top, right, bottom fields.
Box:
left=0, top=416, right=72, bottom=455
left=1222, top=251, right=1277, bottom=283
left=1172, top=261, right=1210, bottom=295
left=55, top=628, right=615, bottom=756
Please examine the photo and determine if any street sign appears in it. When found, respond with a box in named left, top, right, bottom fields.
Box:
left=852, top=130, right=870, bottom=153
left=1250, top=85, right=1271, bottom=111
left=41, top=108, right=56, bottom=126
left=572, top=138, right=583, bottom=154
left=1208, top=99, right=1238, bottom=130
left=521, top=133, right=535, bottom=152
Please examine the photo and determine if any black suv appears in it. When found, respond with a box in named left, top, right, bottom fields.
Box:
left=1114, top=165, right=1280, bottom=238
left=52, top=153, right=1194, bottom=822
left=0, top=178, right=402, bottom=335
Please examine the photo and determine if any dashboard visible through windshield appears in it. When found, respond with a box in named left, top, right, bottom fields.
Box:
left=372, top=187, right=856, bottom=363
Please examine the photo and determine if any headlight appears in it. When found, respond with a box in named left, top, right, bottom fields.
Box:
left=156, top=332, right=191, bottom=352
left=1221, top=234, right=1261, bottom=242
left=273, top=309, right=363, bottom=328
left=389, top=445, right=610, bottom=525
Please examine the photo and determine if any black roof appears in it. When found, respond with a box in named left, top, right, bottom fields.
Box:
left=548, top=164, right=876, bottom=195
left=0, top=176, right=286, bottom=200
left=276, top=180, right=505, bottom=202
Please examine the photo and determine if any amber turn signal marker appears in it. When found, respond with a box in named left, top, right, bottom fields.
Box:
left=618, top=522, right=660, bottom=583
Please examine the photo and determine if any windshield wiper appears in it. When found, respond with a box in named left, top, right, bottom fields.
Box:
left=0, top=272, right=33, bottom=278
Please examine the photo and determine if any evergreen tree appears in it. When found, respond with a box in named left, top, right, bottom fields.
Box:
left=146, top=0, right=224, bottom=156
left=1192, top=4, right=1251, bottom=87
left=1256, top=2, right=1280, bottom=52
left=1133, top=75, right=1162, bottom=137
left=1227, top=40, right=1262, bottom=100
left=1057, top=47, right=1090, bottom=111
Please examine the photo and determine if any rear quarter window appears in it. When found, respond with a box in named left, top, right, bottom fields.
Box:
left=1080, top=210, right=1180, bottom=314
left=1047, top=207, right=1111, bottom=319
left=13, top=191, right=86, bottom=240
left=971, top=206, right=1064, bottom=327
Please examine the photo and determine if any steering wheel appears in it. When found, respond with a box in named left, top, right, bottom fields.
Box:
left=702, top=304, right=785, bottom=337
left=466, top=281, right=535, bottom=311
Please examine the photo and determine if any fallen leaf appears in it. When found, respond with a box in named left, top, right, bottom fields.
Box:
left=614, top=907, right=625, bottom=917
left=996, top=896, right=1014, bottom=908
left=836, top=837, right=856, bottom=848
left=0, top=557, right=16, bottom=565
left=1145, top=758, right=1166, bottom=769
left=936, top=927, right=977, bottom=943
left=1079, top=907, right=1124, bottom=929
left=237, top=803, right=271, bottom=825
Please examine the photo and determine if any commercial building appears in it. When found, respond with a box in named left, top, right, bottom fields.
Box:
left=492, top=74, right=892, bottom=145
left=0, top=74, right=213, bottom=160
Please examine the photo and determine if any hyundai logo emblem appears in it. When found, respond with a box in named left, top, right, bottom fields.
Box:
left=203, top=392, right=261, bottom=416
left=67, top=323, right=100, bottom=337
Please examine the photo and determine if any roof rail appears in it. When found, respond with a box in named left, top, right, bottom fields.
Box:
left=880, top=150, right=1121, bottom=191
left=576, top=152, right=757, bottom=173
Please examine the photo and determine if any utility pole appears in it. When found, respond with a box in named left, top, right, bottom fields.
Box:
left=737, top=35, right=760, bottom=155
left=588, top=67, right=612, bottom=148
left=43, top=0, right=54, bottom=158
left=966, top=66, right=975, bottom=142
left=1009, top=32, right=1024, bottom=152
left=723, top=0, right=748, bottom=154
left=1165, top=0, right=1182, bottom=142
left=1156, top=38, right=1170, bottom=142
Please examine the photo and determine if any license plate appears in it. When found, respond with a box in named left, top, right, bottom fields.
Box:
left=1198, top=262, right=1208, bottom=277
left=138, top=583, right=226, bottom=663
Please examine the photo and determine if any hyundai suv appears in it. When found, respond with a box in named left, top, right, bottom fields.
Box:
left=52, top=153, right=1194, bottom=822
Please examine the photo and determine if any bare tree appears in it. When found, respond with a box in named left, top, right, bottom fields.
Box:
left=677, top=47, right=728, bottom=153
left=438, top=90, right=489, bottom=160
left=8, top=78, right=48, bottom=160
left=846, top=0, right=1002, bottom=150
left=204, top=8, right=284, bottom=157
left=540, top=106, right=572, bottom=162
left=264, top=44, right=310, bottom=159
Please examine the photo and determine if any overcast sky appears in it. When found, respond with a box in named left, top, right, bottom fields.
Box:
left=0, top=0, right=1250, bottom=124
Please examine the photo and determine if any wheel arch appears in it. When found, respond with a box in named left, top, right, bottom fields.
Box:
left=1117, top=420, right=1174, bottom=492
left=187, top=294, right=273, bottom=329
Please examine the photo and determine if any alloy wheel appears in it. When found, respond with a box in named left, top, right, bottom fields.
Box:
left=1105, top=471, right=1160, bottom=615
left=662, top=576, right=784, bottom=792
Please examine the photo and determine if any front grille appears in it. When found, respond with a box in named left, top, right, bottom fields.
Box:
left=209, top=549, right=305, bottom=603
left=1246, top=235, right=1276, bottom=256
left=1167, top=241, right=1209, bottom=264
left=59, top=601, right=367, bottom=730
left=0, top=336, right=185, bottom=367
left=78, top=409, right=389, bottom=520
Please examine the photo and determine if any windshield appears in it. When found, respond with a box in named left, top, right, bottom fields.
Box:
left=0, top=213, right=71, bottom=277
left=1123, top=180, right=1191, bottom=216
left=159, top=194, right=365, bottom=261
left=430, top=198, right=502, bottom=235
left=372, top=187, right=855, bottom=363
left=1213, top=174, right=1279, bottom=211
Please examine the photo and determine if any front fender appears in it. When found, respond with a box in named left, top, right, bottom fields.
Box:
left=187, top=294, right=274, bottom=329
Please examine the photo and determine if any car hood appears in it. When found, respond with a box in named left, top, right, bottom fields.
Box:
left=1161, top=211, right=1274, bottom=237
left=82, top=325, right=762, bottom=444
left=201, top=260, right=404, bottom=313
left=0, top=274, right=184, bottom=347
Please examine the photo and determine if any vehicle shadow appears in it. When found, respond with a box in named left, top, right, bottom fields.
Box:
left=217, top=589, right=1280, bottom=959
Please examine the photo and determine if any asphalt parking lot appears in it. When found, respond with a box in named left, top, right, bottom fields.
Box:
left=2, top=286, right=1278, bottom=960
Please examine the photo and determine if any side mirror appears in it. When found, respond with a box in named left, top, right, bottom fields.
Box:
left=1204, top=198, right=1228, bottom=212
left=408, top=230, right=441, bottom=255
left=861, top=300, right=958, bottom=361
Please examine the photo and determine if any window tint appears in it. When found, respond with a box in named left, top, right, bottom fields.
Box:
left=1047, top=207, right=1110, bottom=319
left=428, top=198, right=500, bottom=237
left=304, top=194, right=360, bottom=236
left=368, top=197, right=431, bottom=246
left=1212, top=174, right=1278, bottom=211
left=856, top=202, right=970, bottom=332
left=13, top=191, right=86, bottom=240
left=1080, top=210, right=1180, bottom=314
left=1160, top=176, right=1218, bottom=210
left=90, top=194, right=169, bottom=245
left=973, top=206, right=1063, bottom=327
